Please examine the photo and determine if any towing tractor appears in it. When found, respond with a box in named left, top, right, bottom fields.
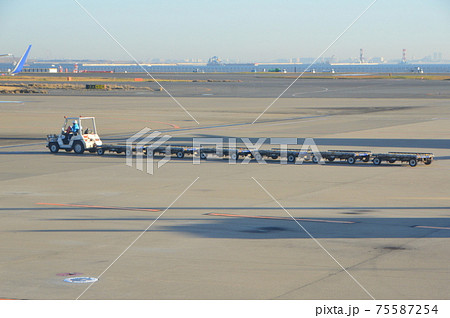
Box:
left=46, top=116, right=102, bottom=154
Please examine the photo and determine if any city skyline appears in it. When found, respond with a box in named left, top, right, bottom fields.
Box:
left=1, top=0, right=449, bottom=62
left=3, top=49, right=446, bottom=65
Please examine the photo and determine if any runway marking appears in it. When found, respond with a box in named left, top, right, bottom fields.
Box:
left=36, top=202, right=160, bottom=212
left=414, top=225, right=450, bottom=230
left=0, top=142, right=45, bottom=149
left=205, top=212, right=355, bottom=224
left=292, top=87, right=329, bottom=97
left=198, top=87, right=212, bottom=92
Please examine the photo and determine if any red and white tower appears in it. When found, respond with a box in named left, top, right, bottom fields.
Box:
left=73, top=63, right=79, bottom=73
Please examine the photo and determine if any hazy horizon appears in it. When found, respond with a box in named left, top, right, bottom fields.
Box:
left=1, top=0, right=449, bottom=62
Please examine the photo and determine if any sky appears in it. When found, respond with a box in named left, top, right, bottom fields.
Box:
left=1, top=0, right=449, bottom=62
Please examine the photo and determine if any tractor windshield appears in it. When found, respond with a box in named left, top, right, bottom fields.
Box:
left=64, top=121, right=72, bottom=132
left=80, top=118, right=96, bottom=135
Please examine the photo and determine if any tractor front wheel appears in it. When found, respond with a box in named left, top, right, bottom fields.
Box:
left=49, top=143, right=59, bottom=153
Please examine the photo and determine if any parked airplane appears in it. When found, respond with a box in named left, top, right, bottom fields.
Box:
left=0, top=45, right=32, bottom=75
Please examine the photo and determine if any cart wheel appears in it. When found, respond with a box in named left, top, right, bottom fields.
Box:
left=200, top=152, right=207, bottom=160
left=312, top=156, right=319, bottom=163
left=362, top=156, right=369, bottom=162
left=177, top=151, right=185, bottom=158
left=254, top=153, right=262, bottom=161
left=287, top=154, right=296, bottom=163
left=347, top=157, right=355, bottom=164
left=97, top=148, right=105, bottom=156
left=73, top=142, right=85, bottom=154
left=125, top=148, right=132, bottom=156
left=328, top=157, right=335, bottom=162
left=373, top=157, right=381, bottom=165
left=49, top=142, right=59, bottom=153
left=230, top=153, right=238, bottom=160
left=271, top=155, right=278, bottom=160
left=146, top=150, right=153, bottom=157
left=424, top=159, right=432, bottom=165
left=409, top=158, right=417, bottom=167
left=389, top=159, right=396, bottom=163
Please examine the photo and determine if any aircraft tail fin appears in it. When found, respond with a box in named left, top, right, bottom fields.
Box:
left=11, top=45, right=32, bottom=74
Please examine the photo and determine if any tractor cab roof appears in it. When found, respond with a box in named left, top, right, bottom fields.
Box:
left=64, top=116, right=96, bottom=120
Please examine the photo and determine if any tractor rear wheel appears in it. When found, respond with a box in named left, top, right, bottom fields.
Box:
left=73, top=142, right=85, bottom=154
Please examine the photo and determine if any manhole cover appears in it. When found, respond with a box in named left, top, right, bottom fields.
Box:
left=64, top=277, right=98, bottom=284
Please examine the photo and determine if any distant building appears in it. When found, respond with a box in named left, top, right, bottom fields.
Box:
left=207, top=56, right=224, bottom=66
left=432, top=52, right=442, bottom=62
left=370, top=57, right=385, bottom=63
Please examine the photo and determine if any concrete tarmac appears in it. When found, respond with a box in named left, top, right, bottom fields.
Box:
left=0, top=77, right=449, bottom=299
left=2, top=74, right=450, bottom=99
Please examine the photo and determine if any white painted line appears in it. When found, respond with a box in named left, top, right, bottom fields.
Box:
left=0, top=142, right=45, bottom=149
